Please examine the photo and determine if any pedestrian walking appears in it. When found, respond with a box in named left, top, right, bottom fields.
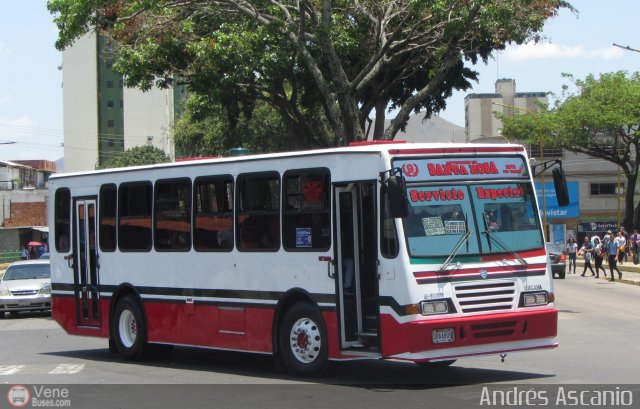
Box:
left=566, top=237, right=578, bottom=273
left=620, top=227, right=630, bottom=263
left=615, top=231, right=627, bottom=264
left=631, top=229, right=640, bottom=265
left=606, top=231, right=623, bottom=281
left=578, top=237, right=596, bottom=277
left=592, top=236, right=606, bottom=278
left=20, top=247, right=28, bottom=260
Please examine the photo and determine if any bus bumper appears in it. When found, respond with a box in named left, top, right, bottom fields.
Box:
left=380, top=309, right=558, bottom=362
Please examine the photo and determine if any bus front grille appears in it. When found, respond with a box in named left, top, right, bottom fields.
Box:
left=454, top=281, right=516, bottom=313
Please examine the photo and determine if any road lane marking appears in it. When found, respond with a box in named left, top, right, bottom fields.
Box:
left=48, top=363, right=85, bottom=374
left=0, top=365, right=25, bottom=375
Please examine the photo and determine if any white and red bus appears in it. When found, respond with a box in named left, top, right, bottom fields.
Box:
left=48, top=142, right=559, bottom=375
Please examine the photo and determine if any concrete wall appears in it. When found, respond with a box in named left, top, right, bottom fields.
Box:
left=0, top=190, right=48, bottom=227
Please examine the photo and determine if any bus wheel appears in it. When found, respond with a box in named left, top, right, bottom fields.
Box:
left=278, top=303, right=328, bottom=376
left=113, top=296, right=147, bottom=360
left=416, top=359, right=456, bottom=369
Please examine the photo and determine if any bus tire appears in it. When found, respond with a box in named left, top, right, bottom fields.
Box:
left=113, top=295, right=147, bottom=361
left=278, top=302, right=328, bottom=376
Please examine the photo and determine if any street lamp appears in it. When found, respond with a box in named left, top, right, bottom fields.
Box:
left=492, top=102, right=547, bottom=239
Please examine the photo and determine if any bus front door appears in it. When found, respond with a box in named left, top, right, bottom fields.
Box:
left=73, top=199, right=101, bottom=327
left=335, top=183, right=379, bottom=351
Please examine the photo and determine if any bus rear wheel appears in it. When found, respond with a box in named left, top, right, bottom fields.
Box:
left=278, top=303, right=328, bottom=376
left=113, top=295, right=147, bottom=361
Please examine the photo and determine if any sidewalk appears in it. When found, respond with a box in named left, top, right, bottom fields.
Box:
left=573, top=259, right=640, bottom=286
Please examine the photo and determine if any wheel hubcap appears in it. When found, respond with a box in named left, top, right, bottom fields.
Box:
left=289, top=317, right=321, bottom=364
left=119, top=310, right=137, bottom=348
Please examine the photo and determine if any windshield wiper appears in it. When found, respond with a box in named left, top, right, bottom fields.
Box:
left=439, top=214, right=471, bottom=272
left=484, top=231, right=528, bottom=266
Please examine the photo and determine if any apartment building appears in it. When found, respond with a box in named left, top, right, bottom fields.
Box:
left=61, top=33, right=186, bottom=172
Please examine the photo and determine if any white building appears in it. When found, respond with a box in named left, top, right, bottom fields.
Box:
left=62, top=33, right=183, bottom=172
left=465, top=79, right=547, bottom=142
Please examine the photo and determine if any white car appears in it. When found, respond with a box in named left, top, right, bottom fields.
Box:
left=0, top=259, right=51, bottom=318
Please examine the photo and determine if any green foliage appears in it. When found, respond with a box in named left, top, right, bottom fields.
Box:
left=48, top=0, right=572, bottom=144
left=173, top=98, right=335, bottom=157
left=97, top=145, right=170, bottom=169
left=501, top=71, right=640, bottom=230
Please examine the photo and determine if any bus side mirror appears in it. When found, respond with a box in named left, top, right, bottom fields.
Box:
left=552, top=167, right=569, bottom=207
left=387, top=175, right=409, bottom=219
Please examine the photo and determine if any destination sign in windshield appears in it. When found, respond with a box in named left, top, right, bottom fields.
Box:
left=394, top=156, right=529, bottom=182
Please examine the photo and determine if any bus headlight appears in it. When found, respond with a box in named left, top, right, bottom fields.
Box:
left=38, top=283, right=52, bottom=296
left=523, top=292, right=548, bottom=307
left=420, top=300, right=449, bottom=315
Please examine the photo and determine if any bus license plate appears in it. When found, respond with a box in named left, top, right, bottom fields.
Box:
left=432, top=328, right=454, bottom=344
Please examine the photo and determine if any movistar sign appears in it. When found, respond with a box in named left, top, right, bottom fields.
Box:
left=535, top=181, right=579, bottom=219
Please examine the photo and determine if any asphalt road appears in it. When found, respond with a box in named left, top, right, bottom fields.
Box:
left=1, top=274, right=639, bottom=408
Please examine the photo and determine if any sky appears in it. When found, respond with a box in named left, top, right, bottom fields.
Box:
left=1, top=2, right=640, bottom=162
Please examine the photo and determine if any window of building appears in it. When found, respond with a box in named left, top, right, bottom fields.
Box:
left=118, top=182, right=152, bottom=251
left=107, top=100, right=114, bottom=109
left=106, top=80, right=113, bottom=88
left=236, top=173, right=280, bottom=251
left=590, top=182, right=623, bottom=196
left=154, top=178, right=192, bottom=251
left=107, top=120, right=114, bottom=128
left=54, top=188, right=71, bottom=253
left=283, top=170, right=330, bottom=251
left=99, top=184, right=117, bottom=251
left=193, top=176, right=234, bottom=251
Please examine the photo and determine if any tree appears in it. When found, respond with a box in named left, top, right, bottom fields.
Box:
left=173, top=100, right=327, bottom=157
left=98, top=145, right=170, bottom=169
left=500, top=71, right=640, bottom=232
left=49, top=0, right=572, bottom=146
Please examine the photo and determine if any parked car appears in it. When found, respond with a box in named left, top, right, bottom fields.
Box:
left=546, top=242, right=566, bottom=279
left=0, top=259, right=51, bottom=318
left=39, top=252, right=50, bottom=259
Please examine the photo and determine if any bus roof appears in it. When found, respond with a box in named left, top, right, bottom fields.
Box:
left=50, top=142, right=526, bottom=180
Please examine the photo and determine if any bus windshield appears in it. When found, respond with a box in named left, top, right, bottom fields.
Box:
left=403, top=182, right=543, bottom=258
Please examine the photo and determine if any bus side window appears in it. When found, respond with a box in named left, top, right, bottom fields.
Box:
left=237, top=172, right=280, bottom=251
left=99, top=184, right=117, bottom=251
left=193, top=176, right=234, bottom=251
left=380, top=185, right=399, bottom=258
left=54, top=188, right=71, bottom=253
left=283, top=170, right=330, bottom=251
left=118, top=182, right=153, bottom=252
left=154, top=178, right=192, bottom=251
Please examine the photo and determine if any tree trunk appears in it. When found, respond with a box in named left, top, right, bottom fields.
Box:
left=623, top=172, right=637, bottom=232
left=372, top=99, right=386, bottom=140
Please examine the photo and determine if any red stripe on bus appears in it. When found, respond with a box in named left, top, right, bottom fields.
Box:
left=413, top=262, right=547, bottom=279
